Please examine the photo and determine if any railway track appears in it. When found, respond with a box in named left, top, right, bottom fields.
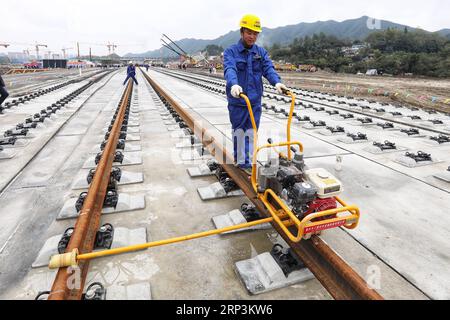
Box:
left=135, top=68, right=448, bottom=299
left=48, top=80, right=134, bottom=300
left=140, top=68, right=383, bottom=300
left=3, top=69, right=106, bottom=98
left=155, top=68, right=450, bottom=136
left=2, top=67, right=447, bottom=300
left=148, top=68, right=450, bottom=194
left=27, top=68, right=383, bottom=300
left=0, top=69, right=118, bottom=194
left=1, top=69, right=110, bottom=110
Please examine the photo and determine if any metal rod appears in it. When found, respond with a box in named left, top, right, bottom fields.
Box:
left=161, top=39, right=183, bottom=56
left=162, top=34, right=188, bottom=55
left=76, top=218, right=274, bottom=261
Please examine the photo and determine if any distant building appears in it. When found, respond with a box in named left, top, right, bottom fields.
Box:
left=352, top=44, right=367, bottom=51
left=207, top=55, right=223, bottom=69
left=43, top=53, right=62, bottom=60
left=144, top=59, right=164, bottom=66
left=100, top=53, right=122, bottom=66
left=342, top=44, right=368, bottom=57
left=67, top=60, right=95, bottom=68
left=43, top=59, right=67, bottom=69
left=7, top=52, right=28, bottom=63
left=165, top=61, right=180, bottom=69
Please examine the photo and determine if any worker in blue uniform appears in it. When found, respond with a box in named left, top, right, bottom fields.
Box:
left=224, top=14, right=288, bottom=172
left=124, top=61, right=138, bottom=85
left=0, top=74, right=9, bottom=114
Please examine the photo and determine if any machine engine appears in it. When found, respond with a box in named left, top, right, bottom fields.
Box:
left=258, top=150, right=342, bottom=225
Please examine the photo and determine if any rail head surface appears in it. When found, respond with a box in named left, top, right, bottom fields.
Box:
left=141, top=68, right=383, bottom=300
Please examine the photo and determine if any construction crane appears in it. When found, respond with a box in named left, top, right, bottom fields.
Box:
left=160, top=38, right=184, bottom=56
left=162, top=34, right=189, bottom=56
left=34, top=44, right=47, bottom=60
left=161, top=35, right=192, bottom=65
left=161, top=34, right=209, bottom=67
left=76, top=41, right=143, bottom=58
left=0, top=42, right=47, bottom=59
left=77, top=42, right=119, bottom=57
left=61, top=47, right=73, bottom=59
left=107, top=43, right=118, bottom=55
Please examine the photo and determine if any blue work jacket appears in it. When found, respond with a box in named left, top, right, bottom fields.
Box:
left=224, top=39, right=280, bottom=107
left=127, top=65, right=136, bottom=76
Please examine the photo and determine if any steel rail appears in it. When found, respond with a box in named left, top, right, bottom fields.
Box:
left=47, top=80, right=134, bottom=300
left=141, top=68, right=383, bottom=300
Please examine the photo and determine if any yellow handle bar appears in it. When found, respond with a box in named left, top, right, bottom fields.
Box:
left=263, top=189, right=360, bottom=242
left=239, top=92, right=303, bottom=192
left=284, top=91, right=296, bottom=160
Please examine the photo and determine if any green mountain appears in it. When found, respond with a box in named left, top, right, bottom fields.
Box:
left=438, top=28, right=450, bottom=39
left=125, top=16, right=448, bottom=58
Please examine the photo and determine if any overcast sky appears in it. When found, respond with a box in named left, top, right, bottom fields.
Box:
left=1, top=0, right=448, bottom=57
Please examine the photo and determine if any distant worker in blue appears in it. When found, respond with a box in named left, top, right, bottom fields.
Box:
left=123, top=61, right=138, bottom=85
left=0, top=73, right=9, bottom=114
left=224, top=14, right=288, bottom=172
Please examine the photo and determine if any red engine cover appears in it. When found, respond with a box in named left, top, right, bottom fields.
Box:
left=302, top=198, right=337, bottom=219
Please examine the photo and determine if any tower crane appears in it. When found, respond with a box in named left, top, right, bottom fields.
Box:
left=77, top=42, right=119, bottom=56
left=61, top=47, right=73, bottom=59
left=34, top=44, right=47, bottom=60
left=107, top=43, right=118, bottom=55
left=0, top=42, right=47, bottom=59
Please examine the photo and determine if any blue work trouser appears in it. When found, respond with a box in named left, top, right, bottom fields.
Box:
left=123, top=74, right=138, bottom=85
left=228, top=103, right=262, bottom=167
left=0, top=86, right=9, bottom=107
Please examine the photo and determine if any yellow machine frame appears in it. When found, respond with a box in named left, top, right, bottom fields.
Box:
left=239, top=92, right=360, bottom=242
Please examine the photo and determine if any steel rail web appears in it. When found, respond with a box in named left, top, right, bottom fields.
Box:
left=47, top=80, right=134, bottom=300
left=141, top=68, right=383, bottom=300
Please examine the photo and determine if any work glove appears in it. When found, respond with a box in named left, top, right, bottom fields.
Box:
left=275, top=83, right=289, bottom=95
left=231, top=85, right=243, bottom=98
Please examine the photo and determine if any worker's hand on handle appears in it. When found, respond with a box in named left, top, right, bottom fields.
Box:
left=231, top=85, right=243, bottom=98
left=275, top=83, right=289, bottom=95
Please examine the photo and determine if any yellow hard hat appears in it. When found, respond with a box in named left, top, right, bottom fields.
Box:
left=240, top=14, right=262, bottom=33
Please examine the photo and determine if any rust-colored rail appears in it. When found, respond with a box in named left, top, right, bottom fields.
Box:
left=141, top=68, right=383, bottom=300
left=6, top=68, right=50, bottom=75
left=47, top=80, right=134, bottom=300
